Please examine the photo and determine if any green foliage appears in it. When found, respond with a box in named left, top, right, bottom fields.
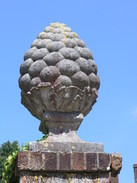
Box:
left=21, top=142, right=29, bottom=151
left=1, top=148, right=19, bottom=183
left=0, top=136, right=47, bottom=183
left=1, top=142, right=29, bottom=183
left=0, top=141, right=19, bottom=181
left=37, top=135, right=48, bottom=142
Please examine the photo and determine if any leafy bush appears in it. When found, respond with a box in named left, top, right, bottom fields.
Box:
left=0, top=141, right=19, bottom=182
left=0, top=136, right=47, bottom=183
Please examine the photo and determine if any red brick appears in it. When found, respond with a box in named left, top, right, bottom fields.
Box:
left=29, top=152, right=42, bottom=170
left=17, top=151, right=29, bottom=170
left=59, top=152, right=71, bottom=171
left=72, top=152, right=84, bottom=171
left=44, top=152, right=57, bottom=170
left=99, top=153, right=110, bottom=171
left=86, top=153, right=97, bottom=171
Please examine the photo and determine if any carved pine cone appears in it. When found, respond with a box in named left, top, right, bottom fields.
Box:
left=19, top=23, right=100, bottom=120
left=19, top=22, right=100, bottom=93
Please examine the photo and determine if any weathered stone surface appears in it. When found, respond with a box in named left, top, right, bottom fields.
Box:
left=50, top=22, right=66, bottom=28
left=20, top=23, right=98, bottom=96
left=43, top=52, right=64, bottom=66
left=73, top=38, right=86, bottom=47
left=21, top=85, right=97, bottom=130
left=111, top=154, right=122, bottom=176
left=28, top=60, right=47, bottom=77
left=30, top=77, right=41, bottom=88
left=38, top=32, right=64, bottom=41
left=74, top=46, right=93, bottom=60
left=54, top=75, right=72, bottom=87
left=46, top=41, right=65, bottom=52
left=36, top=39, right=52, bottom=49
left=29, top=140, right=104, bottom=153
left=19, top=172, right=110, bottom=183
left=64, top=32, right=78, bottom=38
left=31, top=39, right=40, bottom=48
left=20, top=58, right=33, bottom=75
left=44, top=26, right=54, bottom=32
left=76, top=58, right=97, bottom=75
left=72, top=71, right=89, bottom=89
left=56, top=59, right=80, bottom=76
left=24, top=47, right=37, bottom=60
left=40, top=66, right=60, bottom=83
left=37, top=32, right=50, bottom=39
left=29, top=141, right=104, bottom=152
left=89, top=73, right=100, bottom=90
left=63, top=27, right=72, bottom=32
left=59, top=47, right=80, bottom=60
left=19, top=23, right=100, bottom=127
left=51, top=33, right=65, bottom=41
left=61, top=38, right=77, bottom=48
left=19, top=73, right=31, bottom=91
left=41, top=112, right=83, bottom=141
left=52, top=28, right=63, bottom=33
left=51, top=27, right=71, bottom=34
left=31, top=48, right=49, bottom=60
left=88, top=59, right=97, bottom=74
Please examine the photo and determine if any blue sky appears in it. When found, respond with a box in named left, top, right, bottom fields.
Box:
left=0, top=0, right=137, bottom=182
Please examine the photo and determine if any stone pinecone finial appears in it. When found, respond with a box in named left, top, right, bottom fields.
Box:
left=19, top=22, right=100, bottom=122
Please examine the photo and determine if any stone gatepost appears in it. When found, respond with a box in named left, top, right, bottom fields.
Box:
left=134, top=164, right=137, bottom=183
left=16, top=22, right=122, bottom=182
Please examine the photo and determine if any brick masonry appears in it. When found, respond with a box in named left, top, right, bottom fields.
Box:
left=72, top=152, right=84, bottom=171
left=16, top=151, right=122, bottom=183
left=16, top=151, right=122, bottom=173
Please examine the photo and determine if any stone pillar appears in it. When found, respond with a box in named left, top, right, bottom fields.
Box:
left=134, top=164, right=137, bottom=183
left=17, top=22, right=122, bottom=182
